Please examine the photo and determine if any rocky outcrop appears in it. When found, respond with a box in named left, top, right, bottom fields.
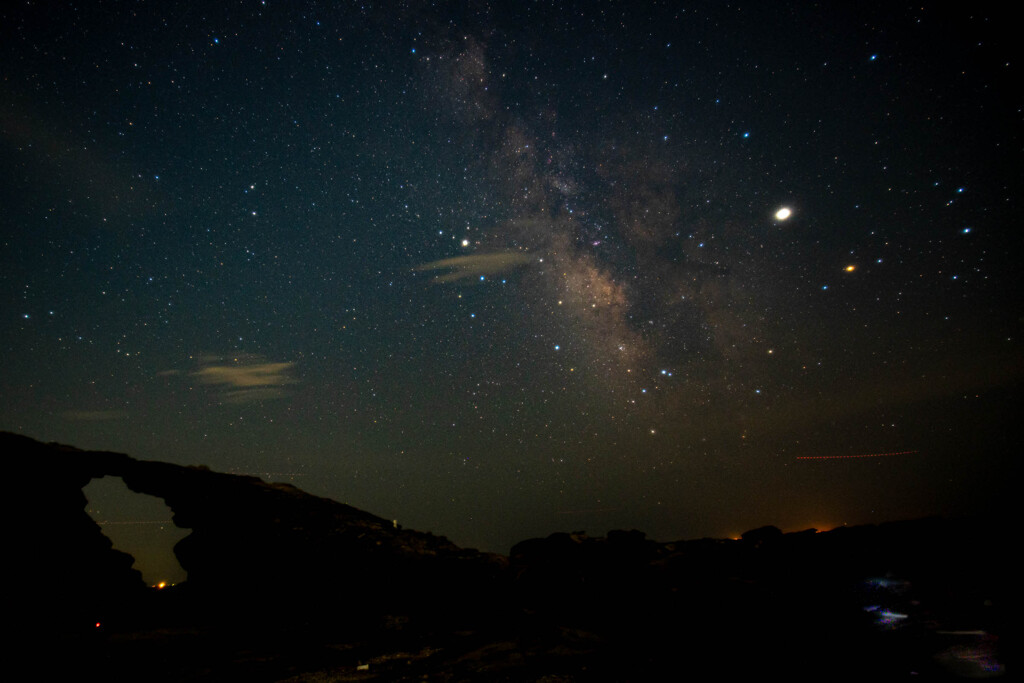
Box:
left=9, top=434, right=142, bottom=632
left=7, top=432, right=505, bottom=632
left=7, top=430, right=1007, bottom=680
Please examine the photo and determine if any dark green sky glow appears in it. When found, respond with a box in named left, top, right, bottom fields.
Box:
left=2, top=2, right=1018, bottom=561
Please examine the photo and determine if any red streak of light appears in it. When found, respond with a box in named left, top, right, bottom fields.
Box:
left=797, top=450, right=918, bottom=460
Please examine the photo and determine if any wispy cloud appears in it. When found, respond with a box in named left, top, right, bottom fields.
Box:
left=414, top=251, right=534, bottom=283
left=191, top=355, right=297, bottom=404
left=195, top=361, right=296, bottom=388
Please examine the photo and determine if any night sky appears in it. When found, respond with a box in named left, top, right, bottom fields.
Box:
left=2, top=1, right=1020, bottom=570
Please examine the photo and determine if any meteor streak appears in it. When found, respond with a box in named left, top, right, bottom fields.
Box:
left=797, top=450, right=918, bottom=460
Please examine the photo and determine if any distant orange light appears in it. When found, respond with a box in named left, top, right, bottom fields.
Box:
left=95, top=622, right=101, bottom=628
left=155, top=581, right=167, bottom=590
left=844, top=265, right=856, bottom=272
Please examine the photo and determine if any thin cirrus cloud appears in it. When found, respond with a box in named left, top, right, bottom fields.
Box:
left=413, top=251, right=534, bottom=283
left=191, top=354, right=297, bottom=404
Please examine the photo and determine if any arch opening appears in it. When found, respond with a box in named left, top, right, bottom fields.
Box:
left=84, top=475, right=189, bottom=586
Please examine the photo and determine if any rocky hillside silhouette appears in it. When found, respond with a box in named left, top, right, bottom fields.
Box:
left=8, top=432, right=1006, bottom=681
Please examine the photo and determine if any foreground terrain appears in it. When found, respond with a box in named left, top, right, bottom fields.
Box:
left=9, top=432, right=1006, bottom=680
